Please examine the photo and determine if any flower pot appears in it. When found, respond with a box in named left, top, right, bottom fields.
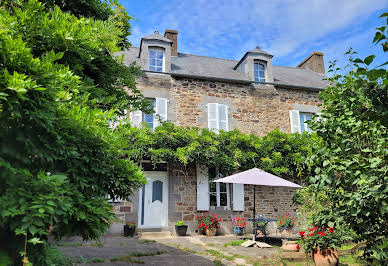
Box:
left=175, top=225, right=188, bottom=236
left=233, top=226, right=245, bottom=236
left=312, top=248, right=339, bottom=266
left=205, top=227, right=217, bottom=237
left=123, top=225, right=136, bottom=237
left=281, top=240, right=300, bottom=252
left=280, top=227, right=293, bottom=237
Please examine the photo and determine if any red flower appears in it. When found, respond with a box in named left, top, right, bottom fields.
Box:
left=219, top=218, right=222, bottom=222
left=280, top=221, right=283, bottom=224
left=309, top=233, right=315, bottom=237
left=213, top=214, right=216, bottom=216
left=205, top=225, right=208, bottom=229
left=314, top=226, right=318, bottom=230
left=309, top=228, right=315, bottom=231
left=218, top=226, right=220, bottom=229
left=318, top=232, right=325, bottom=236
left=281, top=216, right=284, bottom=218
left=299, top=231, right=305, bottom=236
left=286, top=213, right=290, bottom=216
left=210, top=224, right=212, bottom=228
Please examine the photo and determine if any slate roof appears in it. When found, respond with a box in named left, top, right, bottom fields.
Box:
left=141, top=31, right=173, bottom=43
left=117, top=47, right=327, bottom=90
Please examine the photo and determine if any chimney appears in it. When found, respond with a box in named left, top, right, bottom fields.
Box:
left=297, top=52, right=325, bottom=74
left=164, top=29, right=178, bottom=56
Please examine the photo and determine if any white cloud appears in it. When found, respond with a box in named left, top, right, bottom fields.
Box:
left=127, top=0, right=387, bottom=66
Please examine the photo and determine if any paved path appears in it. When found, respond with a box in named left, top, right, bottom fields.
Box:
left=56, top=235, right=280, bottom=265
left=57, top=236, right=217, bottom=265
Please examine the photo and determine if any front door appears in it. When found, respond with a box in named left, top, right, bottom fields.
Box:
left=138, top=172, right=168, bottom=227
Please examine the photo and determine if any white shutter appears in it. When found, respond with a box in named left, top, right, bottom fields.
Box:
left=219, top=104, right=228, bottom=132
left=154, top=98, right=168, bottom=128
left=232, top=183, right=244, bottom=211
left=196, top=164, right=209, bottom=211
left=208, top=103, right=219, bottom=132
left=289, top=110, right=301, bottom=133
left=130, top=110, right=143, bottom=127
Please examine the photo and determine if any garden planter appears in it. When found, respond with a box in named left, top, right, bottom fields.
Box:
left=175, top=225, right=188, bottom=236
left=233, top=226, right=245, bottom=236
left=312, top=248, right=339, bottom=266
left=280, top=227, right=293, bottom=237
left=281, top=240, right=300, bottom=252
left=205, top=228, right=217, bottom=237
left=123, top=225, right=135, bottom=237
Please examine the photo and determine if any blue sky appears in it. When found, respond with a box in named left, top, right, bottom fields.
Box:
left=120, top=0, right=388, bottom=72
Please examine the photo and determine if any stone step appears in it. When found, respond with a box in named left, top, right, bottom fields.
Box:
left=138, top=231, right=172, bottom=239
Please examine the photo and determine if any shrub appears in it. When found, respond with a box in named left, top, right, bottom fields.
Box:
left=196, top=214, right=222, bottom=231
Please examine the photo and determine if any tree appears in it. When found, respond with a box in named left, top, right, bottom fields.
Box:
left=0, top=0, right=147, bottom=264
left=307, top=13, right=388, bottom=263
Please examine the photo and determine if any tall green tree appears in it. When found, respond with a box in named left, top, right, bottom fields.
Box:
left=0, top=0, right=147, bottom=264
left=307, top=14, right=388, bottom=263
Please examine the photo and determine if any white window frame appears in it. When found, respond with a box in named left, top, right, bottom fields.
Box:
left=209, top=182, right=230, bottom=210
left=148, top=48, right=165, bottom=72
left=299, top=112, right=314, bottom=133
left=254, top=62, right=266, bottom=82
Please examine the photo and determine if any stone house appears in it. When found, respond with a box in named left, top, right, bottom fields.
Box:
left=109, top=29, right=326, bottom=235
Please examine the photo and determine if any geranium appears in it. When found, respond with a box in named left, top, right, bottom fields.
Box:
left=298, top=226, right=348, bottom=254
left=196, top=214, right=222, bottom=232
left=231, top=216, right=247, bottom=227
left=277, top=212, right=296, bottom=228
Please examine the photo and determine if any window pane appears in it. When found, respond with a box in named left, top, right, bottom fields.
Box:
left=299, top=113, right=306, bottom=132
left=157, top=52, right=164, bottom=59
left=210, top=193, right=217, bottom=206
left=220, top=193, right=227, bottom=206
left=258, top=63, right=264, bottom=71
left=152, top=180, right=163, bottom=202
left=149, top=59, right=156, bottom=66
left=259, top=71, right=265, bottom=78
left=254, top=63, right=258, bottom=71
left=219, top=183, right=227, bottom=192
left=156, top=59, right=163, bottom=66
left=149, top=51, right=156, bottom=58
left=149, top=65, right=155, bottom=71
left=209, top=182, right=216, bottom=192
left=156, top=66, right=163, bottom=72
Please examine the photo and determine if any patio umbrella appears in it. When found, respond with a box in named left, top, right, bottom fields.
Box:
left=214, top=168, right=302, bottom=239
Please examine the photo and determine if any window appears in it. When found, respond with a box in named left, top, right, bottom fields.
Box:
left=209, top=169, right=230, bottom=208
left=254, top=62, right=265, bottom=82
left=299, top=112, right=313, bottom=133
left=207, top=103, right=228, bottom=132
left=143, top=99, right=156, bottom=130
left=148, top=48, right=164, bottom=72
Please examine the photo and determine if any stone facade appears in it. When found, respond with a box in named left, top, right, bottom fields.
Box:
left=137, top=73, right=320, bottom=137
left=112, top=70, right=319, bottom=235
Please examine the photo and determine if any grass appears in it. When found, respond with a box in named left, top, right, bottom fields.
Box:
left=110, top=251, right=167, bottom=264
left=205, top=249, right=247, bottom=262
left=214, top=259, right=222, bottom=266
left=57, top=242, right=83, bottom=247
left=139, top=239, right=156, bottom=244
left=89, top=241, right=104, bottom=248
left=223, top=239, right=248, bottom=247
left=89, top=257, right=105, bottom=263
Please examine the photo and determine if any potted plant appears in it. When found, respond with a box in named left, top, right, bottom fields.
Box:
left=299, top=227, right=343, bottom=266
left=123, top=222, right=136, bottom=237
left=231, top=216, right=247, bottom=236
left=196, top=214, right=222, bottom=236
left=278, top=212, right=296, bottom=236
left=175, top=220, right=188, bottom=236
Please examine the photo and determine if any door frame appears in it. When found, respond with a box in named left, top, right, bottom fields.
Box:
left=138, top=171, right=168, bottom=228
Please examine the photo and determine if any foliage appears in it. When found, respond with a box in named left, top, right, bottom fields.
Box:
left=126, top=222, right=136, bottom=228
left=277, top=213, right=296, bottom=228
left=306, top=13, right=388, bottom=263
left=231, top=216, right=247, bottom=227
left=176, top=221, right=184, bottom=226
left=0, top=0, right=147, bottom=264
left=28, top=243, right=72, bottom=266
left=196, top=214, right=222, bottom=231
left=299, top=227, right=350, bottom=254
left=119, top=121, right=320, bottom=182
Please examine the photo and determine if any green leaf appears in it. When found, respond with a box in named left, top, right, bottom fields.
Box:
left=364, top=55, right=375, bottom=65
left=28, top=237, right=44, bottom=245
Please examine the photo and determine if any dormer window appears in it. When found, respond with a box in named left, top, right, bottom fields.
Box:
left=148, top=48, right=164, bottom=72
left=254, top=62, right=265, bottom=82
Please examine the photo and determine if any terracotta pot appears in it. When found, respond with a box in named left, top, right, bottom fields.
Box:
left=205, top=227, right=217, bottom=237
left=312, top=248, right=339, bottom=266
left=281, top=227, right=293, bottom=237
left=281, top=240, right=300, bottom=252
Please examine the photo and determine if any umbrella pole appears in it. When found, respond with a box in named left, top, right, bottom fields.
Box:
left=253, top=185, right=256, bottom=241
